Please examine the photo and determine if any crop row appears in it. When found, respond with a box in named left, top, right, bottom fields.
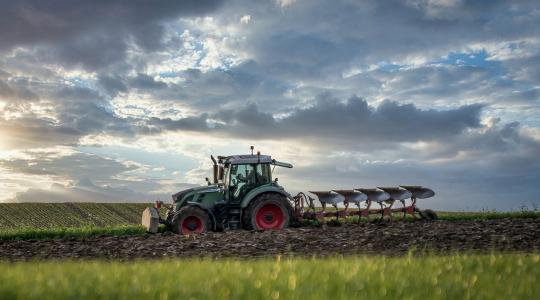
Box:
left=0, top=203, right=155, bottom=230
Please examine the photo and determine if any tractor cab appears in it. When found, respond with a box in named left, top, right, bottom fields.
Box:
left=219, top=154, right=274, bottom=204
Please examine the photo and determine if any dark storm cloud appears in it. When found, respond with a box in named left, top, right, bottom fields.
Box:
left=210, top=96, right=483, bottom=143
left=438, top=121, right=540, bottom=170
left=0, top=0, right=225, bottom=69
left=147, top=61, right=287, bottom=109
left=0, top=72, right=39, bottom=102
left=128, top=73, right=167, bottom=90
left=52, top=86, right=138, bottom=135
left=97, top=74, right=127, bottom=96
left=0, top=80, right=37, bottom=102
left=12, top=90, right=484, bottom=147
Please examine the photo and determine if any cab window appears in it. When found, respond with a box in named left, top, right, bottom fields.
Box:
left=228, top=163, right=272, bottom=200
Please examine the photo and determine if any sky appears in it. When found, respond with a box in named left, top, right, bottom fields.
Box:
left=0, top=0, right=539, bottom=210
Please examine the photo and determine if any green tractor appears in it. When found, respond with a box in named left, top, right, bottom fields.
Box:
left=142, top=148, right=295, bottom=235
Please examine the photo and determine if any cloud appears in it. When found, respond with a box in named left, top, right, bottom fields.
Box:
left=0, top=74, right=39, bottom=103
left=207, top=96, right=484, bottom=144
left=1, top=0, right=539, bottom=209
left=276, top=0, right=296, bottom=8
left=1, top=151, right=196, bottom=202
left=10, top=180, right=151, bottom=203
left=0, top=117, right=82, bottom=149
left=97, top=74, right=128, bottom=96
left=280, top=119, right=540, bottom=210
left=148, top=114, right=211, bottom=132
left=0, top=152, right=136, bottom=181
left=127, top=94, right=484, bottom=148
left=0, top=0, right=225, bottom=70
left=0, top=85, right=144, bottom=149
left=240, top=15, right=251, bottom=24
left=128, top=73, right=168, bottom=90
left=236, top=0, right=539, bottom=82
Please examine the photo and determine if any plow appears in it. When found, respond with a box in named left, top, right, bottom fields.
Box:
left=294, top=185, right=436, bottom=223
left=143, top=147, right=437, bottom=235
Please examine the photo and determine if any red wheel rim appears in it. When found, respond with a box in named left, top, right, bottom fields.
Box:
left=181, top=216, right=204, bottom=234
left=255, top=204, right=285, bottom=229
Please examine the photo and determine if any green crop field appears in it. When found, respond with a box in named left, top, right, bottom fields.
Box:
left=0, top=203, right=158, bottom=229
left=0, top=203, right=539, bottom=241
left=0, top=224, right=148, bottom=240
left=0, top=203, right=170, bottom=240
left=0, top=254, right=538, bottom=300
left=1, top=202, right=539, bottom=231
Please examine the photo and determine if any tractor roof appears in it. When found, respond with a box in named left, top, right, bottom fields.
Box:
left=222, top=154, right=273, bottom=165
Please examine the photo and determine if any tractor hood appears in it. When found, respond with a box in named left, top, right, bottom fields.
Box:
left=172, top=185, right=220, bottom=203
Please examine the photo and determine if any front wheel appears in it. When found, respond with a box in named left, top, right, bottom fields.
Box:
left=172, top=206, right=211, bottom=235
left=243, top=193, right=292, bottom=230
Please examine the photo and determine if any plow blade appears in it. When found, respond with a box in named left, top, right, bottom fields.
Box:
left=308, top=191, right=345, bottom=205
left=400, top=186, right=435, bottom=199
left=142, top=207, right=160, bottom=233
left=378, top=187, right=412, bottom=201
left=355, top=188, right=390, bottom=202
left=332, top=190, right=368, bottom=204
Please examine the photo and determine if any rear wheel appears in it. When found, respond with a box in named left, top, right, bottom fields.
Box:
left=172, top=206, right=211, bottom=235
left=243, top=193, right=292, bottom=230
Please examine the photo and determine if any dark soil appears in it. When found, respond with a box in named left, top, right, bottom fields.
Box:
left=1, top=218, right=540, bottom=260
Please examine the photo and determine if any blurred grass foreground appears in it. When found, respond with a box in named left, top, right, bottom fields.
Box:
left=1, top=254, right=538, bottom=300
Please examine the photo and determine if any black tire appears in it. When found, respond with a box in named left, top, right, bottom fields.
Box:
left=419, top=209, right=438, bottom=221
left=172, top=206, right=211, bottom=235
left=243, top=192, right=293, bottom=230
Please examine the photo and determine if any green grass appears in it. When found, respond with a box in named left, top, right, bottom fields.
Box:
left=0, top=225, right=148, bottom=240
left=0, top=254, right=538, bottom=299
left=302, top=209, right=540, bottom=226
left=437, top=210, right=540, bottom=221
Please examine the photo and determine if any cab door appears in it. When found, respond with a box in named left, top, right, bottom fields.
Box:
left=227, top=164, right=252, bottom=205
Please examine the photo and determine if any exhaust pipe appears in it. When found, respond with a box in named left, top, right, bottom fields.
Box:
left=211, top=155, right=218, bottom=184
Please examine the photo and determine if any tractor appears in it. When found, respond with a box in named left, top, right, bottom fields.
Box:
left=142, top=147, right=438, bottom=235
left=142, top=147, right=295, bottom=235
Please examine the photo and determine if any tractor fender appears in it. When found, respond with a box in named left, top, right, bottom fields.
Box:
left=180, top=202, right=218, bottom=231
left=240, top=185, right=291, bottom=209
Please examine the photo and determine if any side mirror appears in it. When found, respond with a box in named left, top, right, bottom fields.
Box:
left=274, top=178, right=278, bottom=183
left=205, top=177, right=211, bottom=186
